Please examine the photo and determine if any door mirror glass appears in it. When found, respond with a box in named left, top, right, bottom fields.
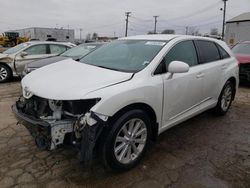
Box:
left=20, top=51, right=28, bottom=57
left=168, top=61, right=189, bottom=74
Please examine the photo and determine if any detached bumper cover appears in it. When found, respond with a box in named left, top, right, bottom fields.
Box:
left=12, top=104, right=51, bottom=149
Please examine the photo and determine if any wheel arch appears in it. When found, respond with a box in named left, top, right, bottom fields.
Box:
left=227, top=76, right=237, bottom=100
left=108, top=102, right=159, bottom=142
left=0, top=62, right=12, bottom=72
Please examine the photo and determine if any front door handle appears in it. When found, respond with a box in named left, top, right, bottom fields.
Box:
left=196, top=73, right=204, bottom=78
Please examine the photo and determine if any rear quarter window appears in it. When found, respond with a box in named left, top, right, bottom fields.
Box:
left=195, top=40, right=220, bottom=64
left=216, top=44, right=230, bottom=59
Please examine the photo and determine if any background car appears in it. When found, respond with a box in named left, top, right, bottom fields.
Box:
left=22, top=42, right=106, bottom=76
left=231, top=41, right=250, bottom=83
left=0, top=41, right=75, bottom=83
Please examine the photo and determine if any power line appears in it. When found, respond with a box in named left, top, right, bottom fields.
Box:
left=129, top=21, right=150, bottom=28
left=130, top=16, right=152, bottom=22
left=165, top=1, right=221, bottom=22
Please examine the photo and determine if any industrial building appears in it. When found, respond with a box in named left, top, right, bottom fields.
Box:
left=12, top=27, right=75, bottom=42
left=225, top=12, right=250, bottom=46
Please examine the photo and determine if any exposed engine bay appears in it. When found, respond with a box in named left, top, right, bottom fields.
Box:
left=14, top=95, right=108, bottom=154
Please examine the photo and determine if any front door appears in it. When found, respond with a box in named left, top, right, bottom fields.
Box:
left=161, top=40, right=204, bottom=129
left=14, top=44, right=51, bottom=75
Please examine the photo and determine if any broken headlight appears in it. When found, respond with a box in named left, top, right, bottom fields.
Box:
left=63, top=98, right=101, bottom=115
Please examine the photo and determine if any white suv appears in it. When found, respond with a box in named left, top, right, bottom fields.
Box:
left=13, top=35, right=238, bottom=171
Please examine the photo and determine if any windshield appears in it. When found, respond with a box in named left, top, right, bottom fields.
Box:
left=3, top=43, right=30, bottom=54
left=232, top=43, right=250, bottom=55
left=61, top=44, right=101, bottom=60
left=80, top=40, right=167, bottom=73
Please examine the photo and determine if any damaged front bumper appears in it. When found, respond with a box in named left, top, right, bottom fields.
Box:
left=12, top=104, right=73, bottom=150
left=12, top=96, right=109, bottom=164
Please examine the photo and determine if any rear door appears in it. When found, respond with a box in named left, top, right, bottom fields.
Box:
left=194, top=40, right=229, bottom=108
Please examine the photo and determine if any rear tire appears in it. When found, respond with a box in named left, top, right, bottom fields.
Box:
left=214, top=81, right=234, bottom=115
left=100, top=109, right=151, bottom=171
left=0, top=64, right=12, bottom=83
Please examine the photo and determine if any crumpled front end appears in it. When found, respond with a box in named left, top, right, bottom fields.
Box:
left=12, top=95, right=108, bottom=162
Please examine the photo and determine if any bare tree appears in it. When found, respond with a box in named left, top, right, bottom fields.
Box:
left=210, top=28, right=219, bottom=35
left=188, top=27, right=200, bottom=36
left=161, top=29, right=175, bottom=34
left=147, top=31, right=155, bottom=34
left=92, top=32, right=98, bottom=40
left=85, top=33, right=91, bottom=41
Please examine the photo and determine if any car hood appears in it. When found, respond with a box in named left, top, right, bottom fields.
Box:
left=27, top=56, right=69, bottom=68
left=22, top=59, right=133, bottom=100
left=236, top=54, right=250, bottom=64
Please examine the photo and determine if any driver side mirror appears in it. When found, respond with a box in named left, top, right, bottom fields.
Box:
left=20, top=51, right=28, bottom=57
left=168, top=61, right=189, bottom=74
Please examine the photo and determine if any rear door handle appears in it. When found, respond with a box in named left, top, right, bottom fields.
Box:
left=196, top=73, right=204, bottom=78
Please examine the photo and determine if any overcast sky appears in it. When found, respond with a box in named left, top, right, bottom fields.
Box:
left=1, top=0, right=250, bottom=38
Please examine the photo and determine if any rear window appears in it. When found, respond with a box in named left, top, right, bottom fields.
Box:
left=232, top=43, right=250, bottom=55
left=195, top=40, right=220, bottom=63
left=50, top=44, right=67, bottom=55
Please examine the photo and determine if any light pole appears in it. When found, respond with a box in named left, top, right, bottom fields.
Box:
left=221, top=0, right=228, bottom=40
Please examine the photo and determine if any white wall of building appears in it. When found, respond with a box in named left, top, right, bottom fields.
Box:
left=225, top=21, right=250, bottom=45
left=14, top=27, right=75, bottom=42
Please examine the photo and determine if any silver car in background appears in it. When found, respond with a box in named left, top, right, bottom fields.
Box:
left=22, top=42, right=106, bottom=76
left=0, top=41, right=75, bottom=83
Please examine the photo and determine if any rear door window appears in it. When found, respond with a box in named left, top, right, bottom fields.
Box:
left=195, top=40, right=220, bottom=63
left=49, top=44, right=67, bottom=55
left=24, top=44, right=48, bottom=55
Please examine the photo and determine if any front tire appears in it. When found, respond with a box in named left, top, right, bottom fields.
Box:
left=0, top=64, right=12, bottom=83
left=214, top=81, right=234, bottom=115
left=100, top=109, right=151, bottom=171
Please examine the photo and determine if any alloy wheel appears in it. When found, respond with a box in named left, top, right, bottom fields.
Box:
left=221, top=84, right=233, bottom=111
left=114, top=118, right=147, bottom=164
left=0, top=66, right=8, bottom=81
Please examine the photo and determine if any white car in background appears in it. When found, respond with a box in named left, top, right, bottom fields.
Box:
left=0, top=41, right=75, bottom=82
left=13, top=35, right=238, bottom=171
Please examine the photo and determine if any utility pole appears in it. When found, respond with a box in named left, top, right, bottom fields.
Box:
left=125, top=12, right=131, bottom=37
left=185, top=26, right=189, bottom=35
left=221, top=0, right=228, bottom=40
left=80, top=28, right=83, bottom=41
left=153, top=16, right=159, bottom=34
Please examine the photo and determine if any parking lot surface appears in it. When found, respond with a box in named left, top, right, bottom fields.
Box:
left=0, top=80, right=250, bottom=188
